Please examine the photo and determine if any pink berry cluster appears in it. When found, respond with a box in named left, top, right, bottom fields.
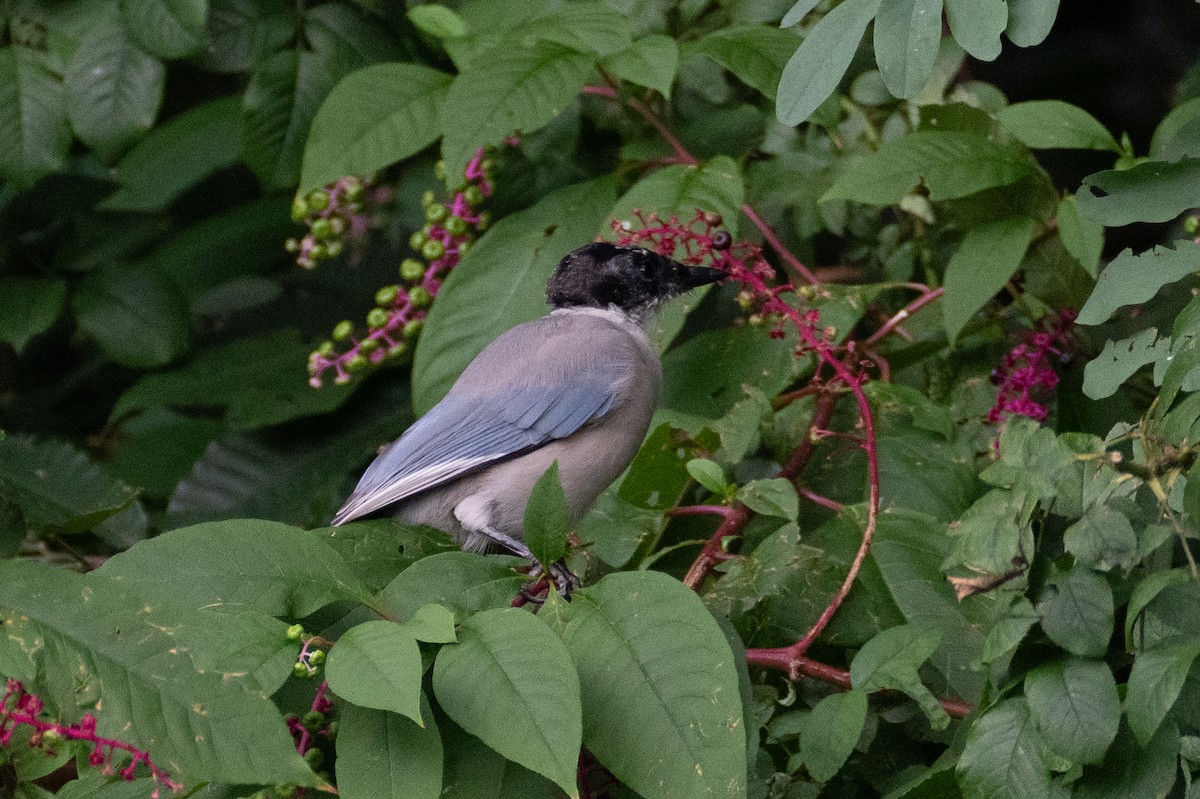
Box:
left=1, top=678, right=181, bottom=797
left=307, top=149, right=493, bottom=387
left=287, top=176, right=385, bottom=270
left=987, top=309, right=1077, bottom=423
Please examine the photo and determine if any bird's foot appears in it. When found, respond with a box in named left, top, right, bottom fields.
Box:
left=479, top=526, right=580, bottom=596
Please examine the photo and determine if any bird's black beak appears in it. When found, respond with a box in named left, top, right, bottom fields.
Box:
left=680, top=265, right=728, bottom=289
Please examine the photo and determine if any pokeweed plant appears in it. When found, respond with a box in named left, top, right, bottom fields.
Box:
left=1, top=1, right=1199, bottom=798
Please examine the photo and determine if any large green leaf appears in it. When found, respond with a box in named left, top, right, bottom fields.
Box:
left=1005, top=0, right=1058, bottom=47
left=1035, top=564, right=1113, bottom=658
left=298, top=63, right=452, bottom=196
left=849, top=623, right=949, bottom=728
left=412, top=177, right=618, bottom=413
left=601, top=35, right=679, bottom=98
left=1023, top=657, right=1119, bottom=763
left=608, top=155, right=745, bottom=239
left=121, top=0, right=207, bottom=59
left=1081, top=328, right=1169, bottom=400
left=942, top=216, right=1035, bottom=341
left=0, top=435, right=137, bottom=536
left=943, top=0, right=1006, bottom=60
left=72, top=263, right=189, bottom=369
left=434, top=608, right=582, bottom=796
left=376, top=551, right=528, bottom=623
left=1125, top=635, right=1200, bottom=746
left=873, top=0, right=943, bottom=99
left=440, top=714, right=562, bottom=799
left=1073, top=719, right=1180, bottom=799
left=0, top=560, right=314, bottom=787
left=1076, top=157, right=1200, bottom=225
left=661, top=324, right=795, bottom=418
left=441, top=40, right=595, bottom=182
left=996, top=100, right=1119, bottom=152
left=325, top=620, right=424, bottom=725
left=0, top=46, right=70, bottom=185
left=776, top=0, right=882, bottom=125
left=685, top=25, right=798, bottom=100
left=561, top=570, right=746, bottom=799
left=524, top=462, right=570, bottom=567
left=957, top=699, right=1052, bottom=799
left=100, top=96, right=242, bottom=212
left=95, top=519, right=373, bottom=616
left=193, top=0, right=292, bottom=73
left=65, top=23, right=164, bottom=157
left=799, top=689, right=868, bottom=782
left=1076, top=240, right=1200, bottom=325
left=822, top=131, right=1036, bottom=204
left=337, top=702, right=443, bottom=799
left=0, top=276, right=67, bottom=352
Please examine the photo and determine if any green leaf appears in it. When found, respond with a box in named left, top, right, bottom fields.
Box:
left=997, top=101, right=1118, bottom=153
left=403, top=603, right=458, bottom=643
left=660, top=323, right=795, bottom=418
left=65, top=23, right=164, bottom=157
left=943, top=0, right=1006, bottom=60
left=413, top=177, right=618, bottom=413
left=0, top=46, right=70, bottom=185
left=518, top=3, right=632, bottom=58
left=1076, top=157, right=1200, bottom=225
left=95, top=519, right=373, bottom=616
left=822, top=131, right=1035, bottom=204
left=609, top=155, right=745, bottom=240
left=298, top=63, right=452, bottom=196
left=242, top=50, right=334, bottom=189
left=434, top=608, right=582, bottom=796
left=737, top=478, right=799, bottom=520
left=1056, top=194, right=1104, bottom=277
left=872, top=0, right=943, bottom=99
left=376, top=551, right=528, bottom=623
left=562, top=570, right=746, bottom=799
left=781, top=0, right=822, bottom=27
left=1073, top=719, right=1180, bottom=799
left=193, top=0, right=291, bottom=73
left=441, top=41, right=595, bottom=182
left=1081, top=328, right=1170, bottom=400
left=408, top=4, right=468, bottom=38
left=100, top=96, right=242, bottom=212
left=957, top=699, right=1052, bottom=799
left=0, top=435, right=137, bottom=536
left=799, top=689, right=868, bottom=781
left=1063, top=504, right=1137, bottom=571
left=687, top=458, right=728, bottom=494
left=1005, top=0, right=1058, bottom=47
left=441, top=714, right=563, bottom=798
left=1076, top=240, right=1200, bottom=325
left=776, top=0, right=882, bottom=125
left=1125, top=635, right=1200, bottom=746
left=326, top=620, right=424, bottom=725
left=121, top=0, right=207, bottom=59
left=1124, top=568, right=1191, bottom=649
left=524, top=461, right=570, bottom=567
left=317, top=521, right=457, bottom=595
left=602, top=35, right=679, bottom=98
left=942, top=216, right=1035, bottom=342
left=0, top=560, right=314, bottom=787
left=337, top=702, right=443, bottom=799
left=1036, top=564, right=1113, bottom=658
left=1023, top=657, right=1119, bottom=763
left=111, top=328, right=356, bottom=427
left=850, top=623, right=949, bottom=728
left=686, top=25, right=797, bottom=100
left=72, top=263, right=189, bottom=369
left=1151, top=97, right=1200, bottom=160
left=0, top=277, right=67, bottom=352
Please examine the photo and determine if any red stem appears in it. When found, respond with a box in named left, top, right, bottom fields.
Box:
left=666, top=504, right=734, bottom=519
left=864, top=287, right=944, bottom=347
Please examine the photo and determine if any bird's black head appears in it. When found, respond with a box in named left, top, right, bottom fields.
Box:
left=546, top=242, right=726, bottom=315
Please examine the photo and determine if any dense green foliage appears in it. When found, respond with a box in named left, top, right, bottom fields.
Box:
left=2, top=1, right=1200, bottom=798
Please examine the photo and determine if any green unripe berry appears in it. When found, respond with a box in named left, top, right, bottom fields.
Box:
left=309, top=242, right=328, bottom=260
left=409, top=231, right=428, bottom=250
left=456, top=240, right=472, bottom=257
left=408, top=286, right=432, bottom=310
left=328, top=216, right=346, bottom=236
left=304, top=748, right=324, bottom=768
left=400, top=258, right=426, bottom=282
left=376, top=285, right=399, bottom=306
left=293, top=662, right=313, bottom=678
left=41, top=728, right=64, bottom=746
left=306, top=190, right=330, bottom=212
left=332, top=321, right=354, bottom=342
left=359, top=338, right=379, bottom=354
left=444, top=215, right=468, bottom=237
left=311, top=218, right=333, bottom=240
left=317, top=340, right=335, bottom=357
left=422, top=239, right=446, bottom=261
left=386, top=341, right=409, bottom=359
left=291, top=197, right=309, bottom=222
left=346, top=183, right=365, bottom=204
left=481, top=158, right=494, bottom=174
left=425, top=203, right=448, bottom=223
left=1185, top=215, right=1200, bottom=235
left=463, top=185, right=485, bottom=207
left=346, top=354, right=369, bottom=373
left=326, top=240, right=344, bottom=258
left=476, top=211, right=492, bottom=231
left=366, top=308, right=389, bottom=329
left=327, top=721, right=339, bottom=739
left=403, top=318, right=425, bottom=339
left=434, top=160, right=447, bottom=180
left=302, top=711, right=326, bottom=732
left=284, top=237, right=300, bottom=253
left=286, top=624, right=304, bottom=640
left=421, top=190, right=436, bottom=207
left=307, top=649, right=326, bottom=665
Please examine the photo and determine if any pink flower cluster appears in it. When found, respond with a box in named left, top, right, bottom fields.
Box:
left=1, top=679, right=181, bottom=797
left=987, top=310, right=1077, bottom=423
left=307, top=149, right=493, bottom=387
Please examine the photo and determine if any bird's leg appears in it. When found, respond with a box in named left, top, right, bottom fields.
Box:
left=479, top=525, right=580, bottom=595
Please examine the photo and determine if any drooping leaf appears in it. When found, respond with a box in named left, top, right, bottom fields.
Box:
left=957, top=699, right=1052, bottom=799
left=601, top=35, right=679, bottom=98
left=1005, top=0, right=1058, bottom=47
left=413, top=177, right=618, bottom=412
left=775, top=0, right=882, bottom=125
left=72, top=263, right=189, bottom=369
left=1076, top=240, right=1200, bottom=325
left=996, top=100, right=1119, bottom=152
left=121, top=0, right=208, bottom=59
left=325, top=620, right=425, bottom=725
left=298, top=63, right=452, bottom=196
left=942, top=216, right=1035, bottom=341
left=336, top=702, right=443, bottom=799
left=1125, top=635, right=1200, bottom=746
left=943, top=0, right=1006, bottom=60
left=872, top=0, right=943, bottom=99
left=0, top=277, right=67, bottom=352
left=849, top=623, right=949, bottom=728
left=434, top=608, right=582, bottom=796
left=1076, top=157, right=1200, bottom=226
left=524, top=461, right=570, bottom=567
left=1023, top=656, right=1119, bottom=763
left=685, top=25, right=797, bottom=100
left=799, top=690, right=868, bottom=781
left=822, top=131, right=1036, bottom=205
left=1056, top=193, right=1104, bottom=277
left=562, top=570, right=746, bottom=799
left=0, top=46, right=70, bottom=185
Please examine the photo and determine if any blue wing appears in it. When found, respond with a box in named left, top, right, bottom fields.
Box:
left=330, top=378, right=617, bottom=524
